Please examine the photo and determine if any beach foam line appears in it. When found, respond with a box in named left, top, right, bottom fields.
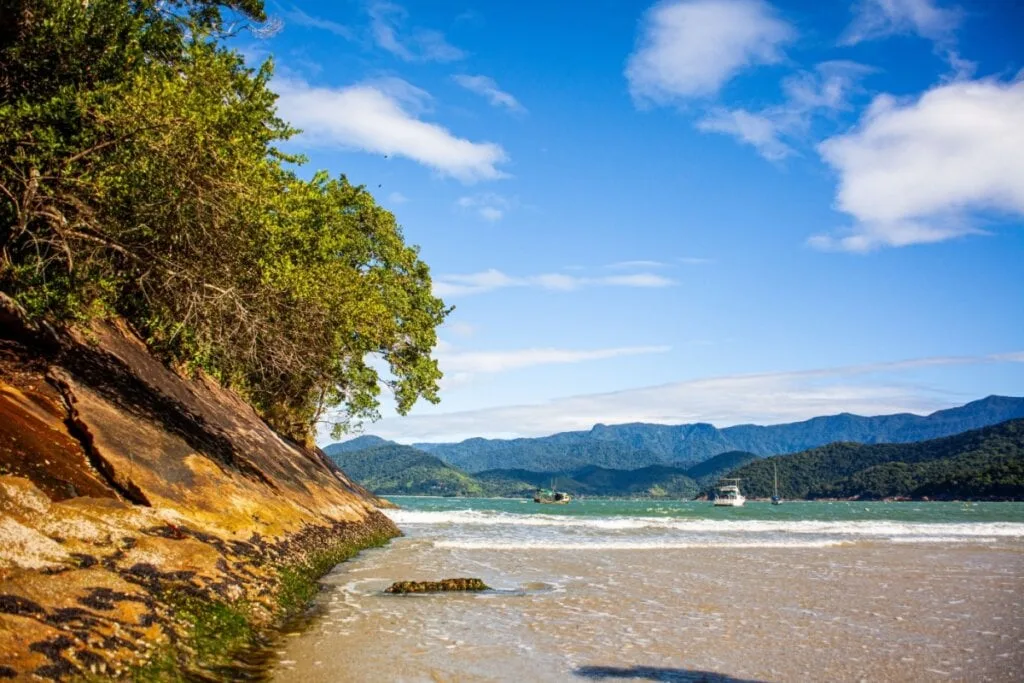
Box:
left=434, top=539, right=851, bottom=550
left=384, top=510, right=1024, bottom=538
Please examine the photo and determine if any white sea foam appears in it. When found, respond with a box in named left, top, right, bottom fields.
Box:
left=384, top=509, right=1024, bottom=538
left=434, top=539, right=851, bottom=550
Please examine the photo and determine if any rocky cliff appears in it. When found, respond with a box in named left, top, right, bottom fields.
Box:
left=0, top=295, right=399, bottom=680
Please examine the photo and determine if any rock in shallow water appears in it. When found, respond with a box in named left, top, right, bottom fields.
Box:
left=384, top=578, right=489, bottom=594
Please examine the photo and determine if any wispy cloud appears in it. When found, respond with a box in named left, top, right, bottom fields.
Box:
left=440, top=345, right=671, bottom=375
left=369, top=2, right=465, bottom=62
left=453, top=74, right=526, bottom=113
left=840, top=0, right=971, bottom=77
left=274, top=76, right=508, bottom=183
left=432, top=269, right=676, bottom=297
left=357, top=352, right=1024, bottom=442
left=444, top=321, right=478, bottom=338
left=603, top=273, right=676, bottom=287
left=280, top=5, right=353, bottom=38
left=387, top=191, right=409, bottom=204
left=811, top=77, right=1024, bottom=251
left=605, top=260, right=669, bottom=269
left=840, top=0, right=961, bottom=46
left=697, top=108, right=795, bottom=160
left=457, top=193, right=511, bottom=222
left=697, top=61, right=873, bottom=161
left=626, top=0, right=794, bottom=105
left=678, top=256, right=715, bottom=265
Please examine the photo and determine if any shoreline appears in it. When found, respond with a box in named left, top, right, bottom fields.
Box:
left=142, top=512, right=400, bottom=681
left=381, top=493, right=1021, bottom=503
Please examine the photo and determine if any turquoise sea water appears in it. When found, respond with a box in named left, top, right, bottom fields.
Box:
left=385, top=496, right=1024, bottom=550
left=388, top=496, right=1024, bottom=523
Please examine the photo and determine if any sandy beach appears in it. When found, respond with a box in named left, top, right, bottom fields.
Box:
left=270, top=500, right=1024, bottom=682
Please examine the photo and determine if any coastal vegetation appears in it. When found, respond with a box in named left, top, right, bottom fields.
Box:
left=726, top=419, right=1024, bottom=500
left=0, top=0, right=447, bottom=443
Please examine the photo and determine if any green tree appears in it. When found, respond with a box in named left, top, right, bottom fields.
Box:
left=0, top=0, right=448, bottom=443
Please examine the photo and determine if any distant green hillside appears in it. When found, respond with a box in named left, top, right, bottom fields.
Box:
left=477, top=464, right=700, bottom=498
left=726, top=419, right=1024, bottom=500
left=327, top=446, right=707, bottom=499
left=323, top=435, right=392, bottom=455
left=326, top=444, right=484, bottom=497
left=684, top=451, right=758, bottom=485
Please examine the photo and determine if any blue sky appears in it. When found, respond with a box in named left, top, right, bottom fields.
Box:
left=237, top=0, right=1024, bottom=443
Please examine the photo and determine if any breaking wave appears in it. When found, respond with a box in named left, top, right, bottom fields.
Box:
left=384, top=509, right=1024, bottom=539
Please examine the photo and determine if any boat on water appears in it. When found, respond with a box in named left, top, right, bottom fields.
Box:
left=771, top=461, right=783, bottom=505
left=713, top=478, right=745, bottom=507
left=533, top=487, right=572, bottom=504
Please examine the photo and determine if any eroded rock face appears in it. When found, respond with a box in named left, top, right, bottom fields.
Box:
left=0, top=297, right=399, bottom=680
left=385, top=578, right=490, bottom=594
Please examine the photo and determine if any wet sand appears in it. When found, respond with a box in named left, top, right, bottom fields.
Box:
left=271, top=538, right=1023, bottom=682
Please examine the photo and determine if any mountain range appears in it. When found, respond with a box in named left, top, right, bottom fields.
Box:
left=325, top=444, right=758, bottom=499
left=325, top=420, right=1024, bottom=501
left=326, top=396, right=1024, bottom=473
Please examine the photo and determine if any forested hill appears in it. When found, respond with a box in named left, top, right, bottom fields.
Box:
left=326, top=444, right=484, bottom=497
left=401, top=396, right=1024, bottom=472
left=726, top=418, right=1024, bottom=501
left=327, top=444, right=757, bottom=499
left=324, top=435, right=393, bottom=455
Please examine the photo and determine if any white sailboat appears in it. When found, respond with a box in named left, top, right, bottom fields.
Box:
left=713, top=478, right=745, bottom=507
left=771, top=461, right=783, bottom=505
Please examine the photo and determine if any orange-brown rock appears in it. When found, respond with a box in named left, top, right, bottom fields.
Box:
left=0, top=295, right=399, bottom=680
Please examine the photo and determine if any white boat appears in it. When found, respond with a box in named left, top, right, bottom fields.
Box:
left=713, top=478, right=746, bottom=507
left=771, top=462, right=782, bottom=505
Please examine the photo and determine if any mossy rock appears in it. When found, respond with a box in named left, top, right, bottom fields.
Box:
left=384, top=578, right=489, bottom=594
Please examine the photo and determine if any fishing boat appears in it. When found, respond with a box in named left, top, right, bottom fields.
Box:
left=533, top=488, right=572, bottom=504
left=534, top=479, right=572, bottom=504
left=771, top=461, right=783, bottom=505
left=713, top=478, right=745, bottom=507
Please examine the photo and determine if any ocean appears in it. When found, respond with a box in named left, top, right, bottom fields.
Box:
left=271, top=498, right=1024, bottom=682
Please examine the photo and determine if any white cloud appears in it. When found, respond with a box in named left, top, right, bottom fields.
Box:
left=281, top=5, right=353, bottom=38
left=678, top=256, right=715, bottom=265
left=274, top=77, right=508, bottom=183
left=388, top=191, right=409, bottom=204
left=457, top=193, right=511, bottom=221
left=841, top=0, right=961, bottom=46
left=453, top=75, right=526, bottom=113
left=606, top=260, right=668, bottom=269
left=626, top=0, right=794, bottom=104
left=358, top=352, right=1024, bottom=442
left=439, top=346, right=671, bottom=375
left=697, top=108, right=794, bottom=160
left=603, top=273, right=677, bottom=288
left=781, top=61, right=874, bottom=111
left=697, top=61, right=872, bottom=161
left=432, top=269, right=519, bottom=297
left=444, top=321, right=478, bottom=337
left=369, top=2, right=465, bottom=62
left=432, top=269, right=676, bottom=297
left=812, top=77, right=1024, bottom=251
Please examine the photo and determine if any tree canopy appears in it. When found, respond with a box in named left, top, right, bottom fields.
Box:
left=0, top=0, right=448, bottom=442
